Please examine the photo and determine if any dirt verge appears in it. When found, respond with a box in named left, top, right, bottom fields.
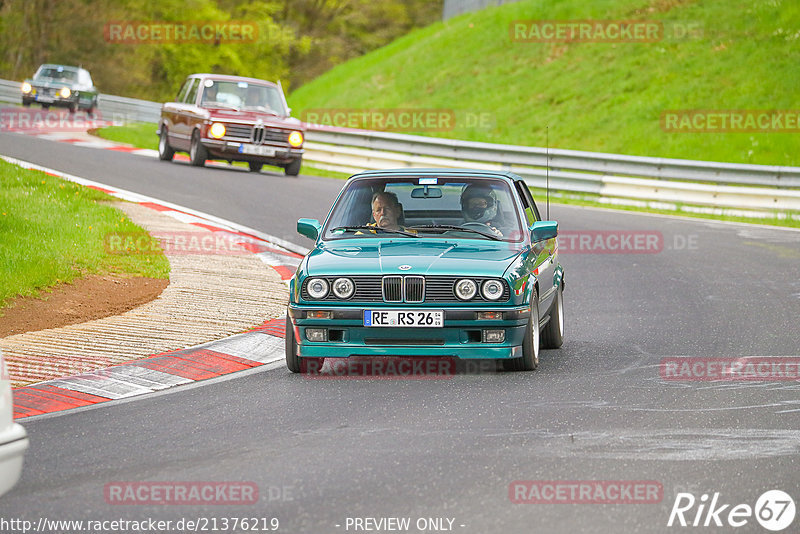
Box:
left=0, top=275, right=168, bottom=338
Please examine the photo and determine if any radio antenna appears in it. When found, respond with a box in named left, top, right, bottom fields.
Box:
left=546, top=125, right=550, bottom=220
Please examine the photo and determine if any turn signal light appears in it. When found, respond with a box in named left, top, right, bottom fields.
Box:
left=307, top=311, right=333, bottom=319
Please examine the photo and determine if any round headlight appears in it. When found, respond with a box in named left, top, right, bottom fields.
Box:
left=288, top=131, right=304, bottom=147
left=306, top=278, right=329, bottom=299
left=59, top=87, right=71, bottom=98
left=21, top=82, right=32, bottom=94
left=482, top=280, right=504, bottom=301
left=208, top=122, right=226, bottom=139
left=332, top=277, right=355, bottom=299
left=454, top=279, right=477, bottom=300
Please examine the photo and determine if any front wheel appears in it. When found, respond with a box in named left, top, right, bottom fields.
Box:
left=283, top=158, right=301, bottom=176
left=541, top=283, right=564, bottom=349
left=503, top=290, right=540, bottom=371
left=248, top=162, right=263, bottom=173
left=189, top=130, right=207, bottom=167
left=158, top=128, right=175, bottom=161
left=285, top=315, right=324, bottom=373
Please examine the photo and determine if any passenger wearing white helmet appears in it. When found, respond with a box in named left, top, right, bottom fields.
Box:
left=460, top=183, right=503, bottom=236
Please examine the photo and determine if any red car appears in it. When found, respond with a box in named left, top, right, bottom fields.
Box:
left=158, top=74, right=305, bottom=176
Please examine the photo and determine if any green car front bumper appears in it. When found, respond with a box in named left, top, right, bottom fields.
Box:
left=288, top=304, right=531, bottom=359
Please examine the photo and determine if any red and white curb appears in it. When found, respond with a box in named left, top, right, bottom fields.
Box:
left=2, top=155, right=307, bottom=420
left=6, top=128, right=257, bottom=167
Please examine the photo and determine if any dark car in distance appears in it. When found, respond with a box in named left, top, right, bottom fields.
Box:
left=158, top=74, right=305, bottom=176
left=21, top=64, right=99, bottom=115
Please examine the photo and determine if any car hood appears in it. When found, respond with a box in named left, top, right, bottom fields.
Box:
left=306, top=239, right=523, bottom=277
left=206, top=109, right=302, bottom=128
left=29, top=78, right=77, bottom=89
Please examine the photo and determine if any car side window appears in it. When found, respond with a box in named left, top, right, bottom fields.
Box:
left=514, top=181, right=538, bottom=226
left=184, top=79, right=200, bottom=105
left=176, top=79, right=192, bottom=102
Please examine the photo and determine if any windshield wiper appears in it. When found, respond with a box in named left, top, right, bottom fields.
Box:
left=242, top=106, right=279, bottom=115
left=406, top=224, right=503, bottom=241
left=331, top=225, right=420, bottom=238
left=205, top=102, right=240, bottom=111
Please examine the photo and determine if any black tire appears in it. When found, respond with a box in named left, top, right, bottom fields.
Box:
left=541, top=283, right=564, bottom=349
left=158, top=128, right=175, bottom=161
left=284, top=158, right=301, bottom=176
left=21, top=100, right=30, bottom=108
left=248, top=161, right=263, bottom=173
left=285, top=315, right=324, bottom=373
left=503, top=290, right=540, bottom=371
left=41, top=104, right=50, bottom=110
left=68, top=101, right=78, bottom=114
left=86, top=100, right=97, bottom=118
left=189, top=130, right=207, bottom=167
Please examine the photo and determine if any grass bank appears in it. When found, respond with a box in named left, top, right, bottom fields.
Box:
left=0, top=159, right=169, bottom=309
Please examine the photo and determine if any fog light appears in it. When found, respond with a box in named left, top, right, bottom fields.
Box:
left=305, top=328, right=327, bottom=342
left=307, top=310, right=332, bottom=319
left=59, top=87, right=71, bottom=98
left=477, top=311, right=503, bottom=320
left=482, top=329, right=505, bottom=343
left=21, top=82, right=32, bottom=93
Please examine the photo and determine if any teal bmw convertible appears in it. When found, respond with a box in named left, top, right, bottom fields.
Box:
left=286, top=169, right=564, bottom=373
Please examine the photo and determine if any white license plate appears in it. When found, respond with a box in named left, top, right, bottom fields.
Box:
left=36, top=96, right=53, bottom=103
left=364, top=310, right=443, bottom=328
left=239, top=144, right=275, bottom=156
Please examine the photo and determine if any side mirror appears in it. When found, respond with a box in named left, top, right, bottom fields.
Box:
left=530, top=220, right=558, bottom=242
left=297, top=218, right=321, bottom=240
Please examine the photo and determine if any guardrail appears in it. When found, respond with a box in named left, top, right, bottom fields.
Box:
left=302, top=128, right=800, bottom=211
left=2, top=77, right=799, bottom=211
left=0, top=78, right=161, bottom=123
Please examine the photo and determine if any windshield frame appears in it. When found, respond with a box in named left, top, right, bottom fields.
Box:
left=320, top=174, right=527, bottom=243
left=199, top=79, right=286, bottom=116
left=35, top=66, right=79, bottom=82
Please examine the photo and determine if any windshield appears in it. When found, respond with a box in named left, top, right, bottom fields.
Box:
left=323, top=176, right=525, bottom=242
left=35, top=67, right=78, bottom=82
left=200, top=80, right=285, bottom=114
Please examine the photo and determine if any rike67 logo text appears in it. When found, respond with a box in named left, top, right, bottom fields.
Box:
left=668, top=490, right=795, bottom=531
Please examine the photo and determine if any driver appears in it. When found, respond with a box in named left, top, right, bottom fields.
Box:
left=370, top=191, right=402, bottom=230
left=460, top=184, right=503, bottom=236
left=201, top=83, right=217, bottom=104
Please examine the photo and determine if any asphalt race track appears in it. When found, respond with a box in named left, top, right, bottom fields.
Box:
left=1, top=131, right=799, bottom=533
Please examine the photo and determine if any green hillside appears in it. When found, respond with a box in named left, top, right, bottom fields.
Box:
left=289, top=0, right=800, bottom=166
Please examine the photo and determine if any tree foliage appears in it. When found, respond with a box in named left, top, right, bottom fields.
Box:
left=0, top=0, right=441, bottom=100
